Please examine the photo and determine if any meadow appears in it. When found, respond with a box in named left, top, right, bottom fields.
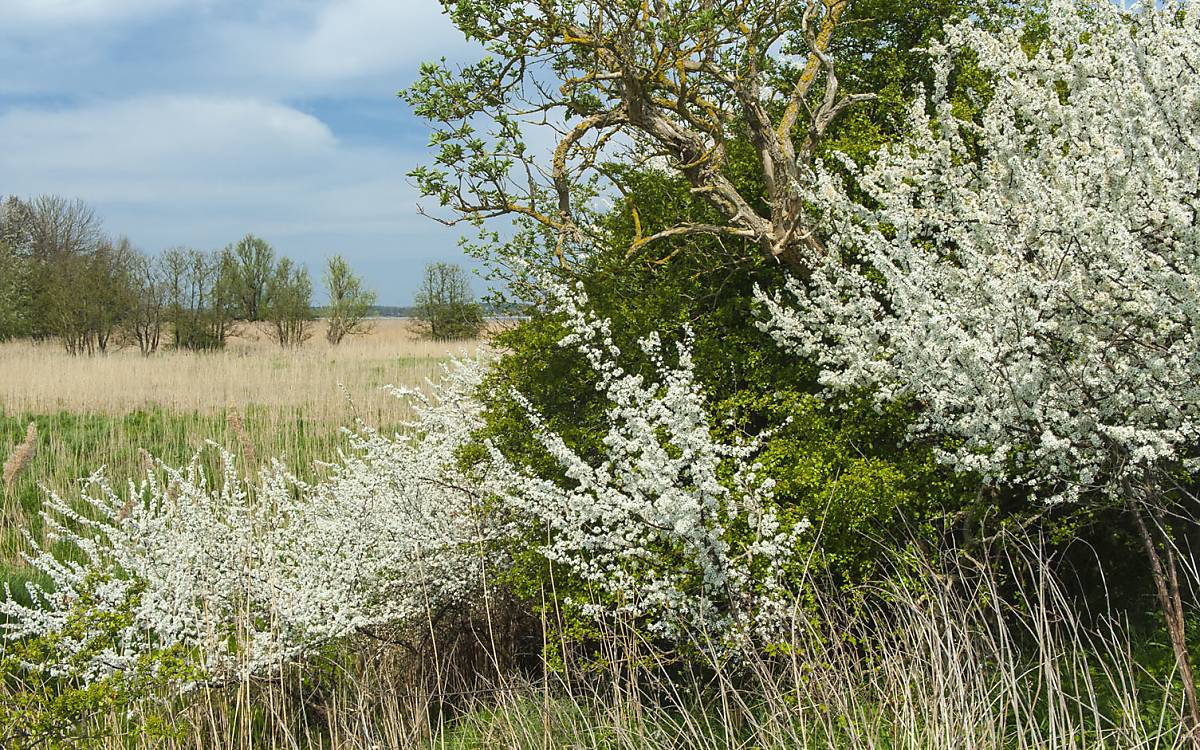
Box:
left=0, top=320, right=491, bottom=591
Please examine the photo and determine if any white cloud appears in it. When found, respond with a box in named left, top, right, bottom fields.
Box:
left=0, top=1, right=474, bottom=99
left=0, top=2, right=487, bottom=301
left=0, top=96, right=336, bottom=179
left=0, top=0, right=189, bottom=26
left=298, top=0, right=463, bottom=79
left=208, top=0, right=473, bottom=94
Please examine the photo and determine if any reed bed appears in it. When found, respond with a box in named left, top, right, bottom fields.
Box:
left=1, top=323, right=1191, bottom=749
left=0, top=320, right=491, bottom=423
left=2, top=538, right=1188, bottom=750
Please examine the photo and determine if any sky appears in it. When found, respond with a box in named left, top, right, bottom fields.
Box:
left=0, top=0, right=486, bottom=305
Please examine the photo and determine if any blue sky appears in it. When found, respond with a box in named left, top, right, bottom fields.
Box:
left=0, top=0, right=485, bottom=304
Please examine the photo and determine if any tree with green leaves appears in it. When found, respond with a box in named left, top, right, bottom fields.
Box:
left=0, top=239, right=30, bottom=341
left=45, top=237, right=138, bottom=355
left=404, top=0, right=1006, bottom=291
left=322, top=255, right=376, bottom=345
left=404, top=0, right=1104, bottom=620
left=225, top=234, right=275, bottom=322
left=1, top=195, right=106, bottom=341
left=264, top=257, right=314, bottom=348
left=162, top=247, right=238, bottom=351
left=413, top=262, right=483, bottom=341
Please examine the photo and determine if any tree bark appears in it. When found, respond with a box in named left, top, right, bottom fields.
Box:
left=1131, top=501, right=1200, bottom=746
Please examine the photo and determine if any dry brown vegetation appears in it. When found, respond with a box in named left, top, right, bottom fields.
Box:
left=0, top=319, right=492, bottom=424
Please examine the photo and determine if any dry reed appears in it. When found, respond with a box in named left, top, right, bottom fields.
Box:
left=0, top=320, right=493, bottom=425
left=0, top=321, right=498, bottom=569
left=1, top=536, right=1189, bottom=750
left=226, top=408, right=258, bottom=473
left=2, top=422, right=36, bottom=491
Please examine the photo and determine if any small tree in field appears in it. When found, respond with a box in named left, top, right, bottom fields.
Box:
left=413, top=262, right=483, bottom=341
left=162, top=248, right=237, bottom=351
left=127, top=251, right=167, bottom=356
left=226, top=234, right=275, bottom=322
left=264, top=257, right=314, bottom=348
left=759, top=1, right=1200, bottom=737
left=323, top=255, right=376, bottom=345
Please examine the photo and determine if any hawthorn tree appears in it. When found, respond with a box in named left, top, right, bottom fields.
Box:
left=759, top=1, right=1200, bottom=737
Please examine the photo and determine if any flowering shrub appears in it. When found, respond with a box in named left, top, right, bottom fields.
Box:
left=756, top=0, right=1200, bottom=732
left=0, top=576, right=194, bottom=750
left=1, top=358, right=490, bottom=682
left=487, top=284, right=808, bottom=645
left=758, top=0, right=1200, bottom=503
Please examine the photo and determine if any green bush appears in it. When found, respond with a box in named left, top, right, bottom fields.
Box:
left=0, top=576, right=195, bottom=750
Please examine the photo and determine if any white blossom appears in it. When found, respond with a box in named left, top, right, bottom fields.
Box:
left=758, top=0, right=1200, bottom=502
left=1, top=357, right=492, bottom=682
left=488, top=283, right=808, bottom=645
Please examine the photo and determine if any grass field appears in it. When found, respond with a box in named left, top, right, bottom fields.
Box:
left=0, top=320, right=492, bottom=590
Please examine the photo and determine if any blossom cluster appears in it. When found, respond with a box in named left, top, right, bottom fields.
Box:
left=759, top=0, right=1200, bottom=502
left=488, top=283, right=807, bottom=644
left=1, top=358, right=490, bottom=682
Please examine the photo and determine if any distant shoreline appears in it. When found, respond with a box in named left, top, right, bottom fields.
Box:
left=353, top=315, right=529, bottom=322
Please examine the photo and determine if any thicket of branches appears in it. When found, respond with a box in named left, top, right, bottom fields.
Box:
left=413, top=261, right=484, bottom=340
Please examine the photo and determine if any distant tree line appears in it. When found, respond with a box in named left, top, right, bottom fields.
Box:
left=0, top=195, right=376, bottom=353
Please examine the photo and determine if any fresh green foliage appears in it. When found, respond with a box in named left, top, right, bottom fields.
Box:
left=0, top=577, right=194, bottom=750
left=225, top=234, right=276, bottom=323
left=322, top=255, right=376, bottom=345
left=413, top=262, right=484, bottom=340
left=0, top=240, right=31, bottom=341
left=161, top=246, right=239, bottom=351
left=263, top=257, right=314, bottom=348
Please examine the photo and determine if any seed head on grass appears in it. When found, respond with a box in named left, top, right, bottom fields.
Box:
left=226, top=407, right=257, bottom=472
left=3, top=422, right=37, bottom=491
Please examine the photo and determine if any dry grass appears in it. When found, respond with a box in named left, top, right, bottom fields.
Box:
left=1, top=422, right=35, bottom=491
left=0, top=320, right=494, bottom=426
left=0, top=323, right=1191, bottom=749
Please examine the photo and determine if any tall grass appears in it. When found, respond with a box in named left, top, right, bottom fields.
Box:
left=0, top=320, right=490, bottom=422
left=1, top=321, right=1191, bottom=748
left=2, top=538, right=1189, bottom=749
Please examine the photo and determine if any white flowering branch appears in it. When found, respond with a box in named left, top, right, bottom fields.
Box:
left=760, top=0, right=1200, bottom=503
left=488, top=283, right=808, bottom=647
left=1, top=357, right=492, bottom=683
